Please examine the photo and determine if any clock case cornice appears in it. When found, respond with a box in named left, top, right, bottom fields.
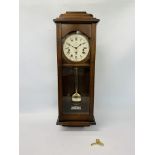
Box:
left=53, top=11, right=100, bottom=24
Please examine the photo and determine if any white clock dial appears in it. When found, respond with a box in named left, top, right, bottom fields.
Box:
left=63, top=33, right=90, bottom=62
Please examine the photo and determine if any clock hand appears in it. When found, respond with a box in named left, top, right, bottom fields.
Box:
left=76, top=42, right=86, bottom=48
left=66, top=42, right=76, bottom=49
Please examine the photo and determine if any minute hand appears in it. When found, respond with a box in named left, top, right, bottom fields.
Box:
left=77, top=42, right=86, bottom=48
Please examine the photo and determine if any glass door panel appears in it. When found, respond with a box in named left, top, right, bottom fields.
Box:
left=62, top=67, right=90, bottom=114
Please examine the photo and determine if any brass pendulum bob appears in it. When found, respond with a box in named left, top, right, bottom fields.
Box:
left=72, top=67, right=81, bottom=103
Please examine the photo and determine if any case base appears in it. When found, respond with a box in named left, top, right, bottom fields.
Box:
left=56, top=118, right=96, bottom=127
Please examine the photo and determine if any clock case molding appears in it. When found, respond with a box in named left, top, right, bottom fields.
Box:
left=53, top=12, right=100, bottom=126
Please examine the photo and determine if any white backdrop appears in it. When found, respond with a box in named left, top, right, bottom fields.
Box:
left=20, top=0, right=134, bottom=155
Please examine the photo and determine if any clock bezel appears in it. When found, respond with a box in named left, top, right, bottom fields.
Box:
left=62, top=32, right=90, bottom=63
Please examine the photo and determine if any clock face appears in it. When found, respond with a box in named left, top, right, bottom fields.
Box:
left=63, top=33, right=90, bottom=62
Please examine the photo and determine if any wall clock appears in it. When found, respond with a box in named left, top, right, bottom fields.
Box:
left=53, top=12, right=100, bottom=126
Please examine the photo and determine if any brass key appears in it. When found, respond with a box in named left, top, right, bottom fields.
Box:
left=91, top=139, right=104, bottom=146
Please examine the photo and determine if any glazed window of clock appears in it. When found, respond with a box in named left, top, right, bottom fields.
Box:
left=63, top=33, right=90, bottom=62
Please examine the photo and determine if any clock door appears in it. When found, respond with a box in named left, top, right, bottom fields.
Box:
left=61, top=31, right=91, bottom=121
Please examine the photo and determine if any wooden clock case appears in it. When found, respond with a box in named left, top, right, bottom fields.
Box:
left=53, top=12, right=99, bottom=126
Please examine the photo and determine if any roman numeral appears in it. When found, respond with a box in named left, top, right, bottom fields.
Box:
left=67, top=49, right=70, bottom=54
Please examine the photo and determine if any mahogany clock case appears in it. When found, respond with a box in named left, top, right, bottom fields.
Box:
left=53, top=12, right=100, bottom=126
